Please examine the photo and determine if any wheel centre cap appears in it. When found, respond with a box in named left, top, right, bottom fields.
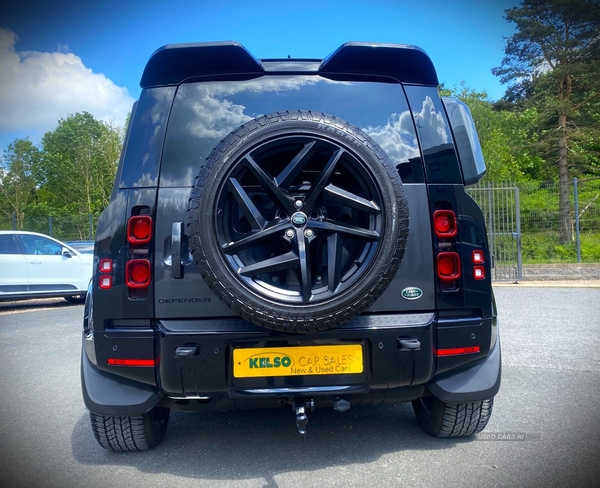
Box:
left=291, top=212, right=308, bottom=227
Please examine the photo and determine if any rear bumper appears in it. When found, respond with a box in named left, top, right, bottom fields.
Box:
left=428, top=336, right=501, bottom=403
left=81, top=349, right=161, bottom=416
left=82, top=312, right=499, bottom=415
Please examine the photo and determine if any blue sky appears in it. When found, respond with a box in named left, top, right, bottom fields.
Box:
left=0, top=0, right=518, bottom=152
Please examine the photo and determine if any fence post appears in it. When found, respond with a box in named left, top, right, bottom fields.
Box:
left=12, top=213, right=16, bottom=230
left=574, top=178, right=581, bottom=263
left=515, top=186, right=523, bottom=280
left=487, top=183, right=495, bottom=279
left=49, top=216, right=53, bottom=237
left=89, top=214, right=93, bottom=240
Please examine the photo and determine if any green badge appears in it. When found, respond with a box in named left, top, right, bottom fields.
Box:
left=401, top=287, right=423, bottom=300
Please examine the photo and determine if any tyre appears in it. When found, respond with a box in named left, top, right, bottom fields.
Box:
left=412, top=396, right=494, bottom=437
left=64, top=295, right=85, bottom=304
left=90, top=407, right=170, bottom=451
left=187, top=111, right=409, bottom=333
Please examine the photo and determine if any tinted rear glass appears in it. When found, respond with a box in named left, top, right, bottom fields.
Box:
left=160, top=76, right=425, bottom=187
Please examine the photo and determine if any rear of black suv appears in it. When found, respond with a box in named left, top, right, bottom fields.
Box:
left=82, top=42, right=500, bottom=451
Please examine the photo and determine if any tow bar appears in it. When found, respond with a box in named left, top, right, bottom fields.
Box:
left=293, top=398, right=314, bottom=441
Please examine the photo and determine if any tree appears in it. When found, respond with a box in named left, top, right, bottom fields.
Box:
left=492, top=0, right=600, bottom=243
left=37, top=112, right=123, bottom=222
left=441, top=84, right=541, bottom=182
left=0, top=138, right=40, bottom=229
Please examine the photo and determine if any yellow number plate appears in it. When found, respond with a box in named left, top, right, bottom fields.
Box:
left=233, top=344, right=363, bottom=378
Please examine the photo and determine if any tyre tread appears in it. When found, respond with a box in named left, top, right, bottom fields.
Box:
left=187, top=110, right=409, bottom=333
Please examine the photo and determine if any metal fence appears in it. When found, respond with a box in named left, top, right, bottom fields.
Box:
left=2, top=177, right=599, bottom=273
left=467, top=183, right=522, bottom=281
left=0, top=214, right=99, bottom=242
left=467, top=177, right=600, bottom=280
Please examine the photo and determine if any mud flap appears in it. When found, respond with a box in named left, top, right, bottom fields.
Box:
left=81, top=348, right=162, bottom=416
left=428, top=338, right=501, bottom=403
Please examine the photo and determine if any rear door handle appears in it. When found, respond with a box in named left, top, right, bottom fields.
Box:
left=29, top=260, right=42, bottom=265
left=171, top=222, right=183, bottom=279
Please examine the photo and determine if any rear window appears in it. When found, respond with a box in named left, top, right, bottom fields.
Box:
left=160, top=75, right=425, bottom=187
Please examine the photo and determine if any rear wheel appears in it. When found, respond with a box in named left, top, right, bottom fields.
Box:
left=90, top=407, right=170, bottom=451
left=412, top=396, right=494, bottom=437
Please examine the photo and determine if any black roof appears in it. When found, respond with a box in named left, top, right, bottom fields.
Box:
left=140, top=41, right=438, bottom=88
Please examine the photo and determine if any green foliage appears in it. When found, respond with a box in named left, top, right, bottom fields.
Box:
left=37, top=112, right=122, bottom=216
left=442, top=84, right=544, bottom=182
left=492, top=0, right=600, bottom=243
left=0, top=138, right=40, bottom=229
left=521, top=233, right=600, bottom=263
left=0, top=112, right=124, bottom=238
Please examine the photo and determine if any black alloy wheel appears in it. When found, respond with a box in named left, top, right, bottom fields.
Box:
left=188, top=111, right=409, bottom=333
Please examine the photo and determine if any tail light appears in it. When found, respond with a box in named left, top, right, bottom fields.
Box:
left=98, top=258, right=113, bottom=290
left=126, top=209, right=153, bottom=298
left=433, top=210, right=457, bottom=238
left=472, top=249, right=486, bottom=280
left=126, top=259, right=151, bottom=288
left=99, top=275, right=113, bottom=290
left=432, top=206, right=460, bottom=290
left=437, top=252, right=461, bottom=281
left=127, top=216, right=152, bottom=244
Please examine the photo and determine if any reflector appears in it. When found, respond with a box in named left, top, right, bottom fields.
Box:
left=108, top=358, right=156, bottom=367
left=435, top=346, right=480, bottom=357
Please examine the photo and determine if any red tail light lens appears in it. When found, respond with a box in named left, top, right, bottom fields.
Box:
left=126, top=259, right=151, bottom=288
left=127, top=216, right=152, bottom=244
left=433, top=210, right=457, bottom=238
left=99, top=258, right=113, bottom=273
left=435, top=346, right=480, bottom=357
left=99, top=275, right=112, bottom=290
left=474, top=265, right=485, bottom=280
left=472, top=250, right=484, bottom=264
left=108, top=358, right=156, bottom=367
left=437, top=252, right=461, bottom=281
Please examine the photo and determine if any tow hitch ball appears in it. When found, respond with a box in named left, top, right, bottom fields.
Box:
left=293, top=398, right=314, bottom=440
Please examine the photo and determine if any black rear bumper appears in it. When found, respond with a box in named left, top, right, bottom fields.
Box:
left=82, top=313, right=500, bottom=416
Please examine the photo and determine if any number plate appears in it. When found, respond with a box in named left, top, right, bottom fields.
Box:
left=233, top=344, right=363, bottom=378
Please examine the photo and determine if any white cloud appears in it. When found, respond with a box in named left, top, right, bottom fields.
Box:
left=413, top=95, right=450, bottom=148
left=0, top=29, right=134, bottom=138
left=364, top=110, right=420, bottom=164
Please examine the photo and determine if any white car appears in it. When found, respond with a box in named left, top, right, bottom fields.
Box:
left=0, top=231, right=94, bottom=303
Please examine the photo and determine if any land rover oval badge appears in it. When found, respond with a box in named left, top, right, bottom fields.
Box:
left=402, top=287, right=423, bottom=300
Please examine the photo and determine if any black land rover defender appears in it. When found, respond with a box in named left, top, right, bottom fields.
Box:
left=82, top=41, right=500, bottom=451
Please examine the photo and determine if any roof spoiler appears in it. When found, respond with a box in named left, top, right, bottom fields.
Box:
left=140, top=41, right=438, bottom=88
